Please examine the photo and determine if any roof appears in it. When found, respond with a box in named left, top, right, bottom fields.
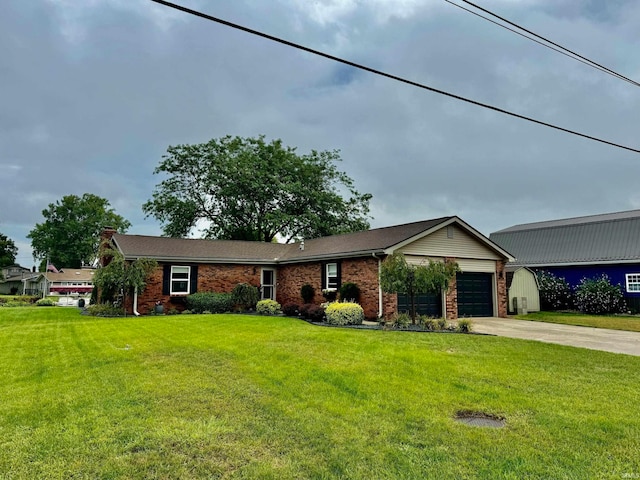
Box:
left=490, top=209, right=640, bottom=266
left=39, top=268, right=96, bottom=282
left=112, top=216, right=512, bottom=264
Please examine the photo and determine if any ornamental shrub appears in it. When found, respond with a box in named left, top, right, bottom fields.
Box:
left=307, top=304, right=325, bottom=322
left=256, top=299, right=281, bottom=315
left=282, top=303, right=299, bottom=316
left=536, top=270, right=573, bottom=310
left=574, top=274, right=625, bottom=315
left=325, top=302, right=364, bottom=326
left=390, top=312, right=411, bottom=329
left=301, top=284, right=315, bottom=304
left=86, top=304, right=126, bottom=317
left=298, top=303, right=313, bottom=319
left=339, top=282, right=360, bottom=303
left=35, top=298, right=56, bottom=307
left=231, top=283, right=259, bottom=311
left=456, top=318, right=473, bottom=333
left=186, top=292, right=234, bottom=314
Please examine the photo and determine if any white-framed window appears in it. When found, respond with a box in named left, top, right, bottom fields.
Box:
left=261, top=269, right=276, bottom=300
left=626, top=273, right=640, bottom=292
left=171, top=266, right=190, bottom=295
left=326, top=263, right=338, bottom=289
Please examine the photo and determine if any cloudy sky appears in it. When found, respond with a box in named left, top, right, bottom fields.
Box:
left=2, top=0, right=639, bottom=267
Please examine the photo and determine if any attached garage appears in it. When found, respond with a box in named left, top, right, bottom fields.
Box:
left=456, top=272, right=494, bottom=317
left=397, top=291, right=442, bottom=317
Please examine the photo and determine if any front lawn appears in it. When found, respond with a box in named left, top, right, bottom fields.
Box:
left=1, top=307, right=639, bottom=478
left=515, top=311, right=640, bottom=332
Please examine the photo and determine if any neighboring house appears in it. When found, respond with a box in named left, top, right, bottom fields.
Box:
left=0, top=264, right=35, bottom=295
left=505, top=266, right=540, bottom=314
left=102, top=216, right=513, bottom=319
left=23, top=268, right=96, bottom=298
left=490, top=209, right=640, bottom=311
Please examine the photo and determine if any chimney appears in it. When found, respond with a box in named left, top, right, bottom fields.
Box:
left=299, top=239, right=305, bottom=251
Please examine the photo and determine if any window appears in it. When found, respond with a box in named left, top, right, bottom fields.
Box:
left=171, top=266, right=190, bottom=295
left=326, top=263, right=338, bottom=289
left=626, top=274, right=640, bottom=292
left=261, top=269, right=275, bottom=300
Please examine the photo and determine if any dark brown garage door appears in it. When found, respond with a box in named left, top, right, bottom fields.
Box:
left=457, top=272, right=493, bottom=317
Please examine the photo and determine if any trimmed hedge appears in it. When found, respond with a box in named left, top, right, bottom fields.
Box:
left=256, top=299, right=281, bottom=315
left=186, top=292, right=234, bottom=314
left=325, top=302, right=364, bottom=326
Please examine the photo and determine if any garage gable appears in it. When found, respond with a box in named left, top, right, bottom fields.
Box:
left=396, top=224, right=502, bottom=260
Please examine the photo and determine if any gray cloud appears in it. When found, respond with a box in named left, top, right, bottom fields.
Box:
left=1, top=0, right=639, bottom=266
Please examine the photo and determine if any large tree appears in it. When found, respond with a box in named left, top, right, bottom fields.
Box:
left=28, top=193, right=131, bottom=269
left=0, top=232, right=18, bottom=268
left=143, top=135, right=372, bottom=242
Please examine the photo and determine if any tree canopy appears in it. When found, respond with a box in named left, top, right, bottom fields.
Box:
left=380, top=252, right=459, bottom=322
left=28, top=193, right=131, bottom=269
left=0, top=232, right=18, bottom=268
left=143, top=135, right=372, bottom=242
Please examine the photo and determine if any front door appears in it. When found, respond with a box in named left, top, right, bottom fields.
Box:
left=261, top=269, right=276, bottom=300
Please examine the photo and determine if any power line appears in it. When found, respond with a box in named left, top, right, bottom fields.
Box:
left=444, top=0, right=640, bottom=88
left=148, top=0, right=640, bottom=154
left=456, top=0, right=640, bottom=88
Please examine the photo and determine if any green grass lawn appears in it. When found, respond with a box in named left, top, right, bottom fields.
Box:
left=515, top=311, right=640, bottom=332
left=1, top=308, right=639, bottom=479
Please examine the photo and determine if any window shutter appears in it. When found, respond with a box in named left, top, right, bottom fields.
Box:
left=321, top=263, right=326, bottom=289
left=162, top=264, right=171, bottom=295
left=190, top=266, right=198, bottom=294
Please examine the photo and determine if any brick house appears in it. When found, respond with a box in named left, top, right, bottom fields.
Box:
left=102, top=216, right=512, bottom=319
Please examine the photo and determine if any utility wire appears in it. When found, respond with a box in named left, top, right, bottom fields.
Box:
left=457, top=0, right=640, bottom=88
left=444, top=0, right=640, bottom=88
left=149, top=0, right=640, bottom=154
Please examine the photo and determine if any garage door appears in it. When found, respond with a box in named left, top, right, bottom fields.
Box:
left=457, top=272, right=493, bottom=317
left=397, top=291, right=442, bottom=318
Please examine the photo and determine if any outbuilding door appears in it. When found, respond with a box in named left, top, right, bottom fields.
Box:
left=457, top=272, right=493, bottom=317
left=397, top=291, right=442, bottom=318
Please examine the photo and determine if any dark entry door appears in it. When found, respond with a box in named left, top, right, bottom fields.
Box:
left=457, top=272, right=493, bottom=317
left=397, top=291, right=442, bottom=318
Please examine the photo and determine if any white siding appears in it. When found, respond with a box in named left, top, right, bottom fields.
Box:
left=456, top=259, right=497, bottom=273
left=398, top=225, right=501, bottom=260
left=508, top=268, right=540, bottom=312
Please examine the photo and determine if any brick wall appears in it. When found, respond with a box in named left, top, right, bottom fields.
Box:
left=277, top=257, right=385, bottom=319
left=133, top=263, right=262, bottom=315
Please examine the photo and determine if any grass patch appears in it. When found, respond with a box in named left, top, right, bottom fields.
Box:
left=515, top=311, right=640, bottom=332
left=1, top=308, right=639, bottom=478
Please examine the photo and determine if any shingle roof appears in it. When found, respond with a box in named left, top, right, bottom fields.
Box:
left=490, top=209, right=640, bottom=266
left=112, top=217, right=458, bottom=263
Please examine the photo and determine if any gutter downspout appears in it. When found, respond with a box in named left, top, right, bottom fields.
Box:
left=133, top=287, right=140, bottom=316
left=372, top=253, right=383, bottom=318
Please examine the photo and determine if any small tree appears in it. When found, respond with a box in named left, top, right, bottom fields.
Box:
left=231, top=283, right=260, bottom=311
left=94, top=249, right=157, bottom=308
left=380, top=252, right=459, bottom=323
left=301, top=284, right=315, bottom=304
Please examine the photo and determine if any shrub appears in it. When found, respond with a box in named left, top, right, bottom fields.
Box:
left=167, top=308, right=180, bottom=315
left=186, top=292, right=234, bottom=314
left=437, top=317, right=448, bottom=330
left=574, top=274, right=625, bottom=315
left=325, top=302, right=364, bottom=326
left=307, top=305, right=326, bottom=322
left=182, top=309, right=192, bottom=315
left=35, top=298, right=56, bottom=307
left=282, top=303, right=299, bottom=316
left=421, top=317, right=437, bottom=331
left=390, top=312, right=412, bottom=329
left=339, top=282, right=360, bottom=302
left=536, top=270, right=573, bottom=310
left=231, top=283, right=260, bottom=311
left=301, top=284, right=315, bottom=304
left=2, top=301, right=31, bottom=308
left=457, top=318, right=473, bottom=333
left=256, top=299, right=281, bottom=315
left=86, top=304, right=126, bottom=317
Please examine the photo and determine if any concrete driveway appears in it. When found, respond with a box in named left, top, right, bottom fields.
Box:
left=471, top=317, right=640, bottom=356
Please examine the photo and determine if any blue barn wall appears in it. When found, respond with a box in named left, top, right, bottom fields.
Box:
left=535, top=263, right=640, bottom=312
